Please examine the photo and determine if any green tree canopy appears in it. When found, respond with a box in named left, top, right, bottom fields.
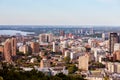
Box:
left=64, top=56, right=70, bottom=64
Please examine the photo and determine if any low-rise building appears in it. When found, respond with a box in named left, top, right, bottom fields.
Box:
left=40, top=57, right=50, bottom=68
left=19, top=45, right=29, bottom=54
left=107, top=62, right=120, bottom=74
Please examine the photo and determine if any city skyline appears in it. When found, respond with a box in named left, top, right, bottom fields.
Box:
left=0, top=0, right=120, bottom=26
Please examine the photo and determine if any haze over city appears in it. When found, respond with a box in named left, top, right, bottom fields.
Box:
left=1, top=0, right=120, bottom=80
left=0, top=0, right=120, bottom=25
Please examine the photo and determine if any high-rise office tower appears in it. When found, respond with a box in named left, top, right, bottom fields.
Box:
left=109, top=33, right=119, bottom=54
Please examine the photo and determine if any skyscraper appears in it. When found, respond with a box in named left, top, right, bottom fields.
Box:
left=3, top=37, right=17, bottom=63
left=4, top=39, right=13, bottom=63
left=11, top=37, right=17, bottom=56
left=109, top=33, right=119, bottom=54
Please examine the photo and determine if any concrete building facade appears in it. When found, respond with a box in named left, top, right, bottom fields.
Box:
left=78, top=53, right=89, bottom=71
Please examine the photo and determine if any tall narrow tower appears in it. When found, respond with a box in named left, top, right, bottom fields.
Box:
left=4, top=39, right=13, bottom=63
left=109, top=33, right=119, bottom=54
left=11, top=37, right=17, bottom=56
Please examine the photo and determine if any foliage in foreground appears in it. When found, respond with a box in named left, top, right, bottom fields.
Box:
left=0, top=63, right=85, bottom=80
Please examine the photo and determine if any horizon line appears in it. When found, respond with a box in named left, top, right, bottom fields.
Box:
left=0, top=24, right=120, bottom=27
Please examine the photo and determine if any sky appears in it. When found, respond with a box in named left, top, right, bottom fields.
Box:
left=0, top=0, right=120, bottom=26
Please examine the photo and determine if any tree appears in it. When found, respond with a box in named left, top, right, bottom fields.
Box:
left=68, top=65, right=78, bottom=74
left=64, top=56, right=70, bottom=64
left=0, top=77, right=3, bottom=80
left=104, top=76, right=109, bottom=80
left=50, top=76, right=62, bottom=80
left=0, top=62, right=85, bottom=80
left=16, top=52, right=24, bottom=56
left=68, top=75, right=85, bottom=80
left=55, top=73, right=68, bottom=80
